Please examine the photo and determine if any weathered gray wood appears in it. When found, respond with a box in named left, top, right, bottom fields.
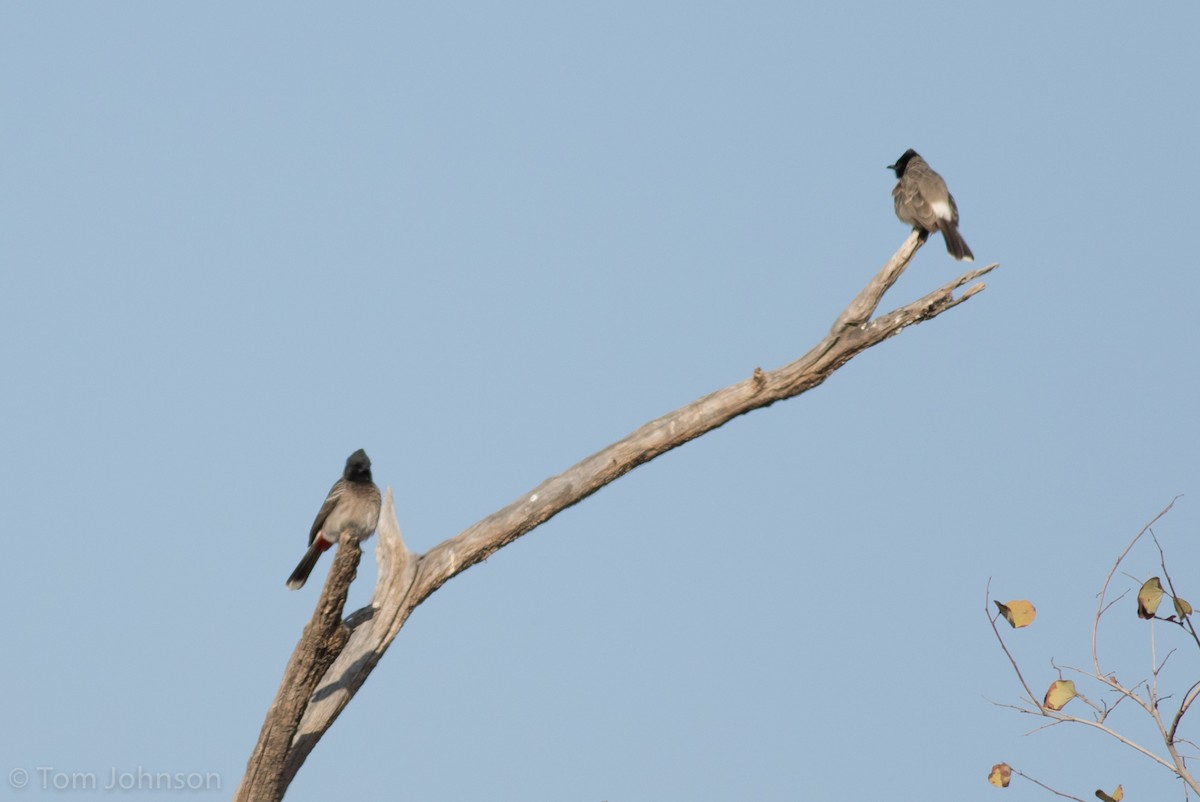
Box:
left=238, top=232, right=999, bottom=800
left=236, top=538, right=362, bottom=802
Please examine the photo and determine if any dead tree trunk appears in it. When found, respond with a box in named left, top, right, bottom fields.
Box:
left=236, top=232, right=998, bottom=801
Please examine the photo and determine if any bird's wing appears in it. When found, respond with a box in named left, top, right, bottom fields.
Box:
left=910, top=161, right=957, bottom=227
left=308, top=479, right=345, bottom=545
left=893, top=179, right=938, bottom=230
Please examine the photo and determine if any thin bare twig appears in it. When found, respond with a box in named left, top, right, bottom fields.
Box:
left=1170, top=681, right=1200, bottom=744
left=1024, top=719, right=1071, bottom=736
left=1093, top=498, right=1181, bottom=675
left=1010, top=767, right=1090, bottom=802
left=1154, top=530, right=1200, bottom=649
left=986, top=578, right=1041, bottom=710
left=1099, top=589, right=1130, bottom=618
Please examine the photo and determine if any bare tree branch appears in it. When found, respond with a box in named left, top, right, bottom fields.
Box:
left=237, top=232, right=998, bottom=800
left=236, top=536, right=364, bottom=802
left=989, top=499, right=1200, bottom=797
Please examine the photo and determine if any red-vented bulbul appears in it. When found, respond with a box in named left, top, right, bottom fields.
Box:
left=286, top=449, right=382, bottom=590
left=888, top=149, right=974, bottom=261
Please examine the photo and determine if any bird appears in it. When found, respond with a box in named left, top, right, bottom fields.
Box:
left=286, top=449, right=382, bottom=590
left=888, top=149, right=974, bottom=261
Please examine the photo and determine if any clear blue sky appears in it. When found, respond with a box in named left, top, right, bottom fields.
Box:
left=3, top=2, right=1199, bottom=800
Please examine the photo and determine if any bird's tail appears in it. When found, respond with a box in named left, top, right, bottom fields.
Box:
left=286, top=542, right=325, bottom=590
left=941, top=223, right=974, bottom=262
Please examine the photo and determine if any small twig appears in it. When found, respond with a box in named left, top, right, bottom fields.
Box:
left=1093, top=498, right=1181, bottom=675
left=1170, top=681, right=1200, bottom=743
left=1010, top=767, right=1090, bottom=802
left=1156, top=647, right=1178, bottom=677
left=1073, top=691, right=1105, bottom=716
left=986, top=578, right=1041, bottom=710
left=1105, top=689, right=1134, bottom=718
left=1099, top=589, right=1130, bottom=617
left=1154, top=530, right=1200, bottom=651
left=1025, top=719, right=1071, bottom=736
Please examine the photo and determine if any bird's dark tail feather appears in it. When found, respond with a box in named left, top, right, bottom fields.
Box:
left=286, top=543, right=323, bottom=590
left=941, top=223, right=974, bottom=262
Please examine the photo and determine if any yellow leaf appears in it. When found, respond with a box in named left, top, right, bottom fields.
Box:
left=988, top=762, right=1011, bottom=788
left=1138, top=577, right=1164, bottom=619
left=1043, top=679, right=1077, bottom=711
left=1095, top=783, right=1123, bottom=802
left=1174, top=596, right=1193, bottom=618
left=995, top=599, right=1037, bottom=628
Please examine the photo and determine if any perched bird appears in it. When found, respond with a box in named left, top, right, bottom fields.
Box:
left=286, top=449, right=382, bottom=590
left=888, top=149, right=974, bottom=261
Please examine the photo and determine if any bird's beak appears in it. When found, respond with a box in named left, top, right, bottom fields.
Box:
left=886, top=163, right=895, bottom=170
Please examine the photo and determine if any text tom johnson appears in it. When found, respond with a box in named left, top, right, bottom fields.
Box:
left=30, top=766, right=221, bottom=792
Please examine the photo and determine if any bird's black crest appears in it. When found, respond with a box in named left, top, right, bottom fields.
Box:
left=343, top=449, right=373, bottom=481
left=888, top=148, right=919, bottom=178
